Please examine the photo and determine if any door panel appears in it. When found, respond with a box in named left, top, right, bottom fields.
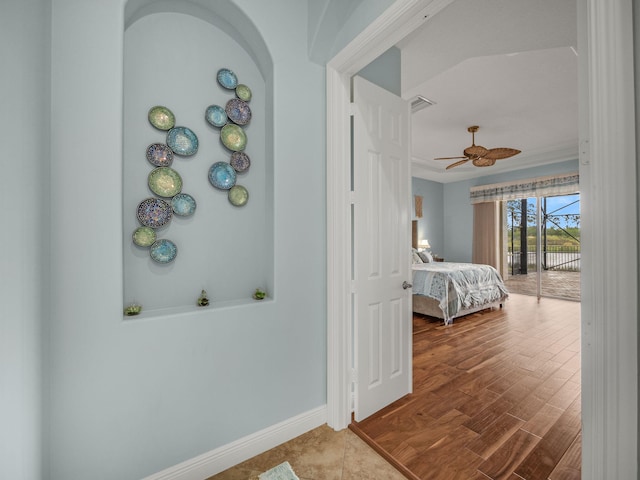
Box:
left=353, top=76, right=412, bottom=421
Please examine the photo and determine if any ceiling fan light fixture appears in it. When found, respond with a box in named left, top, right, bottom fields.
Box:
left=410, top=95, right=436, bottom=113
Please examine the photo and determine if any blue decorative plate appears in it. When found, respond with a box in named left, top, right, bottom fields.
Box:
left=150, top=239, right=177, bottom=263
left=220, top=124, right=247, bottom=152
left=146, top=143, right=174, bottom=167
left=148, top=167, right=182, bottom=197
left=228, top=185, right=248, bottom=207
left=137, top=198, right=172, bottom=228
left=205, top=105, right=227, bottom=127
left=132, top=226, right=156, bottom=247
left=148, top=106, right=175, bottom=130
left=208, top=162, right=237, bottom=190
left=236, top=84, right=252, bottom=102
left=217, top=68, right=238, bottom=89
left=171, top=193, right=196, bottom=216
left=225, top=98, right=251, bottom=125
left=166, top=126, right=198, bottom=156
left=230, top=151, right=250, bottom=173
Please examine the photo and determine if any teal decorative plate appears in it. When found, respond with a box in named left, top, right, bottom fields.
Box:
left=171, top=193, right=196, bottom=216
left=217, top=68, right=238, bottom=89
left=228, top=185, right=248, bottom=206
left=148, top=106, right=175, bottom=130
left=205, top=105, right=227, bottom=127
left=150, top=239, right=177, bottom=263
left=137, top=198, right=172, bottom=228
left=236, top=84, right=252, bottom=102
left=220, top=124, right=247, bottom=151
left=166, top=126, right=198, bottom=156
left=132, top=226, right=156, bottom=247
left=208, top=162, right=236, bottom=190
left=225, top=98, right=251, bottom=125
left=148, top=167, right=182, bottom=197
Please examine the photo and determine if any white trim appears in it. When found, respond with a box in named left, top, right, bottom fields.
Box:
left=143, top=406, right=326, bottom=480
left=325, top=0, right=455, bottom=433
left=581, top=1, right=637, bottom=479
left=327, top=0, right=637, bottom=478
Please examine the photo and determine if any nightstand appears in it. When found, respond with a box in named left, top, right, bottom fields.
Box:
left=433, top=256, right=444, bottom=262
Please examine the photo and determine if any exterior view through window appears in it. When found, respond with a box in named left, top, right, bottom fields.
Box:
left=504, top=193, right=580, bottom=300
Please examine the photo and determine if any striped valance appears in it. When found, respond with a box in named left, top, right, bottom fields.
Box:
left=470, top=172, right=579, bottom=204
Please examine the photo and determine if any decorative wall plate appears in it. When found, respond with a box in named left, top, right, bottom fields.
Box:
left=228, top=185, right=248, bottom=206
left=235, top=84, right=252, bottom=102
left=225, top=98, right=251, bottom=125
left=220, top=124, right=247, bottom=151
left=137, top=198, right=172, bottom=228
left=148, top=106, right=175, bottom=130
left=146, top=143, right=174, bottom=167
left=208, top=161, right=237, bottom=190
left=205, top=105, right=227, bottom=127
left=132, top=226, right=156, bottom=247
left=171, top=193, right=196, bottom=216
left=150, top=239, right=177, bottom=263
left=217, top=68, right=238, bottom=89
left=148, top=167, right=183, bottom=197
left=166, top=126, right=199, bottom=156
left=230, top=151, right=250, bottom=173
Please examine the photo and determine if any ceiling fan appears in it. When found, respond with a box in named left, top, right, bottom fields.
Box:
left=435, top=126, right=521, bottom=170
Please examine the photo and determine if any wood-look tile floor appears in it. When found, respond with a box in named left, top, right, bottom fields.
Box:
left=351, top=293, right=581, bottom=480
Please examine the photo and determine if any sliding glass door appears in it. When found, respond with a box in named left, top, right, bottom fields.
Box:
left=505, top=193, right=580, bottom=300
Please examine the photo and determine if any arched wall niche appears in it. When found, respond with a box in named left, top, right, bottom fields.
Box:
left=122, top=0, right=274, bottom=316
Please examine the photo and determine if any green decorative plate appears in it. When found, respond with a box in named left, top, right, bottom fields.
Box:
left=228, top=184, right=248, bottom=206
left=132, top=226, right=156, bottom=247
left=236, top=84, right=252, bottom=102
left=220, top=124, right=247, bottom=152
left=148, top=167, right=182, bottom=197
left=148, top=106, right=175, bottom=130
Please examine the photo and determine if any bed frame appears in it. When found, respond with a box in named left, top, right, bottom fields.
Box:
left=412, top=294, right=506, bottom=322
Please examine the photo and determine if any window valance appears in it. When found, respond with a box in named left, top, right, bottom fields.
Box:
left=469, top=172, right=579, bottom=204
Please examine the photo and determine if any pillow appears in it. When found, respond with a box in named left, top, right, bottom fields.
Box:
left=412, top=251, right=423, bottom=264
left=418, top=251, right=433, bottom=263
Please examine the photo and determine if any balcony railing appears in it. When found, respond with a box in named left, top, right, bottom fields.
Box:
left=507, top=246, right=581, bottom=273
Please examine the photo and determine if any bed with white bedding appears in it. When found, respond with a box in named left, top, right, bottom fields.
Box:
left=412, top=262, right=509, bottom=325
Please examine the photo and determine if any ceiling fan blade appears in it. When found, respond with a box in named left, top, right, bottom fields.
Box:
left=483, top=147, right=521, bottom=160
left=446, top=159, right=470, bottom=170
left=472, top=157, right=496, bottom=167
left=434, top=156, right=467, bottom=160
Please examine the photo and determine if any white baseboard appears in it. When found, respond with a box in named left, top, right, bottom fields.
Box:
left=143, top=405, right=327, bottom=480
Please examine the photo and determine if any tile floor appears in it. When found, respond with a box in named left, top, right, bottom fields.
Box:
left=206, top=424, right=406, bottom=480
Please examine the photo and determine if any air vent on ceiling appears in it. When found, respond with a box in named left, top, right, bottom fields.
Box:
left=410, top=95, right=436, bottom=113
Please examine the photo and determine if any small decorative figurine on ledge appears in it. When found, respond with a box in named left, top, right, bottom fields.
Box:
left=253, top=288, right=266, bottom=300
left=124, top=303, right=142, bottom=316
left=197, top=290, right=210, bottom=307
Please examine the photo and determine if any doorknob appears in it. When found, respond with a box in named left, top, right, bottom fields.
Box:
left=402, top=281, right=412, bottom=290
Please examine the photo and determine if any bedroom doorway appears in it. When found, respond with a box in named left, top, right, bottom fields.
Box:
left=504, top=193, right=581, bottom=301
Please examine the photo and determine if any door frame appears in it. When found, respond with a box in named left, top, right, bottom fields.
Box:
left=326, top=0, right=637, bottom=478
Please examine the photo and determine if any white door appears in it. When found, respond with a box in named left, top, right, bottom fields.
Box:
left=352, top=76, right=412, bottom=421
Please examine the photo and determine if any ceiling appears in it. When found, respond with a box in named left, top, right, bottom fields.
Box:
left=397, top=0, right=578, bottom=183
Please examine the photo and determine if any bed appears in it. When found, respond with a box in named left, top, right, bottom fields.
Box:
left=411, top=261, right=509, bottom=325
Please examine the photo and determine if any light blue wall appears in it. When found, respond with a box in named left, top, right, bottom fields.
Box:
left=0, top=1, right=49, bottom=479
left=411, top=177, right=444, bottom=256
left=308, top=0, right=396, bottom=64
left=357, top=47, right=402, bottom=96
left=441, top=159, right=580, bottom=262
left=43, top=1, right=325, bottom=478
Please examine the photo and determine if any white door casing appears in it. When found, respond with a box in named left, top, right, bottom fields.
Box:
left=352, top=76, right=412, bottom=421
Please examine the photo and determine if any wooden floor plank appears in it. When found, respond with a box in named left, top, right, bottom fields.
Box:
left=350, top=294, right=581, bottom=480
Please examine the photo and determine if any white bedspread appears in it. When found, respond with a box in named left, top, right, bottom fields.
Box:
left=412, top=262, right=509, bottom=324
